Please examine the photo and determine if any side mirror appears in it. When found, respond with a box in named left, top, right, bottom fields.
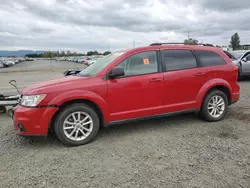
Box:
left=242, top=57, right=247, bottom=62
left=108, top=67, right=125, bottom=79
left=63, top=69, right=81, bottom=76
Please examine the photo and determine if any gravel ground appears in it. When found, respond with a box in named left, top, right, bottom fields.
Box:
left=0, top=72, right=250, bottom=188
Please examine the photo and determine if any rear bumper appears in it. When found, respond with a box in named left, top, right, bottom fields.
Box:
left=231, top=92, right=240, bottom=104
left=13, top=105, right=58, bottom=136
left=229, top=80, right=240, bottom=105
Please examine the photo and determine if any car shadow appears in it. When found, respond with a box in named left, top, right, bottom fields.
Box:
left=17, top=112, right=202, bottom=148
left=238, top=77, right=250, bottom=82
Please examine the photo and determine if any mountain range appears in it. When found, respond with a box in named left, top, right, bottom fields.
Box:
left=0, top=50, right=45, bottom=57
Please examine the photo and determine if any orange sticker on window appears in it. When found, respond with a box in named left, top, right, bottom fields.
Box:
left=143, top=58, right=150, bottom=64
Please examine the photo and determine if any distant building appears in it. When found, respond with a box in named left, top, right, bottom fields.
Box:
left=241, top=44, right=250, bottom=50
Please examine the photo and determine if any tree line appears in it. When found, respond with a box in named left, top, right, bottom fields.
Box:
left=25, top=50, right=111, bottom=58
left=183, top=32, right=246, bottom=50
left=26, top=32, right=245, bottom=58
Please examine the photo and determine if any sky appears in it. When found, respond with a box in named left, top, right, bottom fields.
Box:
left=0, top=0, right=249, bottom=53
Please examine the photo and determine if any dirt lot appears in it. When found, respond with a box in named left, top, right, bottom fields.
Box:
left=0, top=72, right=250, bottom=188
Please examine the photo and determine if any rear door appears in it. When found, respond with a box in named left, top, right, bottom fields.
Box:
left=161, top=49, right=207, bottom=112
left=107, top=51, right=164, bottom=121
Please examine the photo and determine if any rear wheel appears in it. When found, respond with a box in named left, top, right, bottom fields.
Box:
left=54, top=103, right=100, bottom=146
left=200, top=90, right=228, bottom=122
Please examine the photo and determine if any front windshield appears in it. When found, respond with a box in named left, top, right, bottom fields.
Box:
left=78, top=52, right=124, bottom=77
left=229, top=52, right=244, bottom=60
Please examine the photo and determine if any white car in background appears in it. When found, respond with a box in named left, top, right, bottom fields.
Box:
left=224, top=50, right=250, bottom=77
left=6, top=60, right=15, bottom=66
left=0, top=61, right=4, bottom=68
left=87, top=60, right=96, bottom=65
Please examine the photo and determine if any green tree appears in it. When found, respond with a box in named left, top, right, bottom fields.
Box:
left=87, top=51, right=95, bottom=56
left=43, top=51, right=56, bottom=58
left=184, top=38, right=198, bottom=45
left=25, top=53, right=43, bottom=58
left=230, top=32, right=240, bottom=50
left=103, top=51, right=111, bottom=56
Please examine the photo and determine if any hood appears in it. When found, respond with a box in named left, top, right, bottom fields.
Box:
left=22, top=75, right=90, bottom=95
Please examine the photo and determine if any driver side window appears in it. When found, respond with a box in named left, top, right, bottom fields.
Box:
left=115, top=51, right=158, bottom=77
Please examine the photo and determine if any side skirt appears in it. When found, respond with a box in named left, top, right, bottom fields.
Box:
left=104, top=109, right=199, bottom=127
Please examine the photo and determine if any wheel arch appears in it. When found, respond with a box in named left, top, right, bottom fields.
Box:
left=196, top=80, right=232, bottom=109
left=203, top=85, right=231, bottom=104
left=49, top=99, right=105, bottom=131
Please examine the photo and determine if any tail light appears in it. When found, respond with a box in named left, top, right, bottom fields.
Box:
left=233, top=65, right=239, bottom=74
left=233, top=65, right=239, bottom=81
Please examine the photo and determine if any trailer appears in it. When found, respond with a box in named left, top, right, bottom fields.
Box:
left=0, top=80, right=20, bottom=117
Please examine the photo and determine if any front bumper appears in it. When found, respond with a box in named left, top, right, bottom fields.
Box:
left=13, top=105, right=58, bottom=136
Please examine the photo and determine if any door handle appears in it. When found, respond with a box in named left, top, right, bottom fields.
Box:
left=149, top=78, right=162, bottom=82
left=195, top=72, right=206, bottom=76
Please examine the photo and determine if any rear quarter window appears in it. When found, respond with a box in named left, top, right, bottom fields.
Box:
left=195, top=50, right=226, bottom=67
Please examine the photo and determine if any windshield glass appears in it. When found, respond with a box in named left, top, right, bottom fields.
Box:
left=78, top=52, right=125, bottom=77
left=229, top=52, right=244, bottom=60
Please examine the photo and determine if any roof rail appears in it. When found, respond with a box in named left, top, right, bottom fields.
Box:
left=149, top=43, right=207, bottom=46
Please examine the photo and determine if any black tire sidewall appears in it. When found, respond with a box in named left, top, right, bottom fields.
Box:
left=54, top=103, right=100, bottom=146
left=201, top=90, right=228, bottom=122
left=0, top=106, right=7, bottom=114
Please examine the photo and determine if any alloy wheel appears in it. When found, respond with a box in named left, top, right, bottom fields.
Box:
left=63, top=111, right=93, bottom=141
left=207, top=95, right=225, bottom=118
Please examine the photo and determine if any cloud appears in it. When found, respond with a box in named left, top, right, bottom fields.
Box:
left=200, top=0, right=250, bottom=12
left=0, top=0, right=249, bottom=52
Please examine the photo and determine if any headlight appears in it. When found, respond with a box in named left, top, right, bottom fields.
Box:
left=20, top=94, right=46, bottom=107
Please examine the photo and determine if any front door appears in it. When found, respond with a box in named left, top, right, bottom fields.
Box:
left=107, top=51, right=164, bottom=121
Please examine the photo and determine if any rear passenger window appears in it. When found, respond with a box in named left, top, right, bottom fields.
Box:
left=195, top=50, right=226, bottom=67
left=162, top=50, right=197, bottom=71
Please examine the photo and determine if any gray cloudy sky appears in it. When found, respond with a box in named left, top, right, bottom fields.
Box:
left=0, top=0, right=249, bottom=52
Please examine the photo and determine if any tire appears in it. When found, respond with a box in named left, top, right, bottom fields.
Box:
left=54, top=103, right=100, bottom=146
left=7, top=108, right=13, bottom=117
left=0, top=106, right=7, bottom=114
left=200, top=90, right=228, bottom=122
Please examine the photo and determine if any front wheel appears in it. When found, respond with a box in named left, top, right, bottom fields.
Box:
left=54, top=103, right=100, bottom=146
left=200, top=90, right=228, bottom=122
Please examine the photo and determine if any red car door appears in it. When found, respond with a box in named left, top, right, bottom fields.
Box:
left=160, top=49, right=207, bottom=112
left=107, top=51, right=164, bottom=121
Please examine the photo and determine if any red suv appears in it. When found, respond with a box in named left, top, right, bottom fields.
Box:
left=14, top=43, right=240, bottom=146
